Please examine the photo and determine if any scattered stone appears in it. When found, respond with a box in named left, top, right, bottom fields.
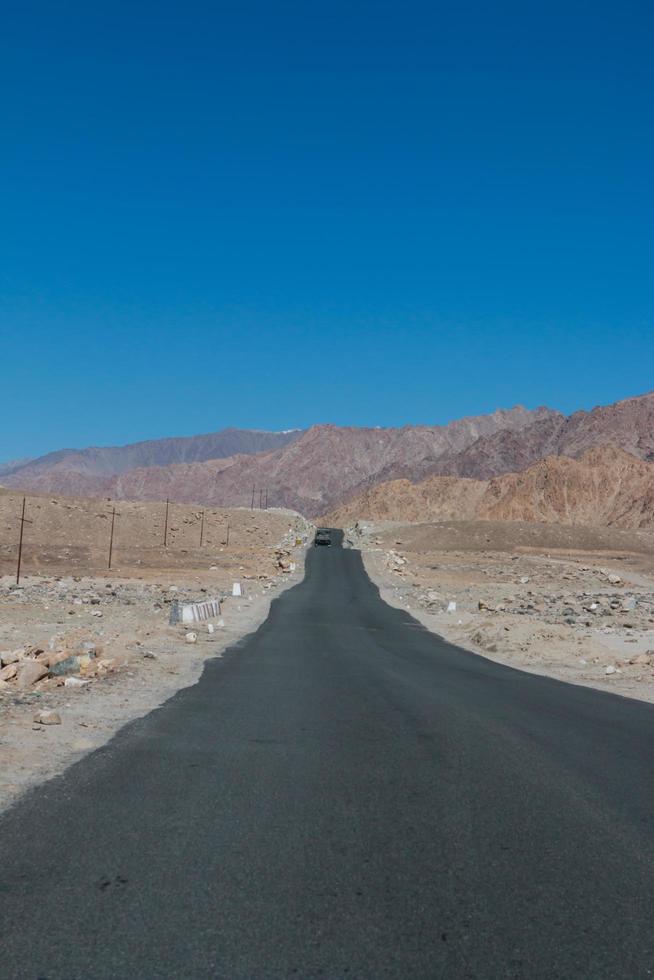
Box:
left=0, top=649, right=23, bottom=666
left=607, top=573, right=622, bottom=585
left=16, top=661, right=48, bottom=689
left=33, top=710, right=62, bottom=725
left=64, top=677, right=89, bottom=688
left=0, top=662, right=18, bottom=682
left=185, top=632, right=198, bottom=644
left=605, top=665, right=618, bottom=675
left=50, top=647, right=97, bottom=676
left=629, top=653, right=652, bottom=665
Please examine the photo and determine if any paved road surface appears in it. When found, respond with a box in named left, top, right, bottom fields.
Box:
left=3, top=533, right=654, bottom=978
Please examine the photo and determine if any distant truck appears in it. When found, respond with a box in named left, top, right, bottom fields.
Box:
left=314, top=528, right=332, bottom=547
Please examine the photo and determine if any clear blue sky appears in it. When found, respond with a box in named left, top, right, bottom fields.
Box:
left=1, top=0, right=652, bottom=460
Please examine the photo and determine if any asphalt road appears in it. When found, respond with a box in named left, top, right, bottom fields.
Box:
left=3, top=533, right=654, bottom=978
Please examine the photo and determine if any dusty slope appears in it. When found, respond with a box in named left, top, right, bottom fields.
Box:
left=431, top=390, right=654, bottom=479
left=203, top=408, right=558, bottom=513
left=6, top=392, right=653, bottom=518
left=3, top=428, right=301, bottom=488
left=482, top=445, right=654, bottom=527
left=324, top=445, right=654, bottom=530
left=0, top=486, right=304, bottom=577
left=559, top=390, right=654, bottom=460
left=323, top=475, right=487, bottom=524
left=0, top=458, right=33, bottom=477
left=3, top=408, right=554, bottom=514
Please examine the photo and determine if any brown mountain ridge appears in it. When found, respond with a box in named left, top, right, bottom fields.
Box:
left=4, top=392, right=654, bottom=521
left=323, top=445, right=654, bottom=531
left=5, top=406, right=555, bottom=514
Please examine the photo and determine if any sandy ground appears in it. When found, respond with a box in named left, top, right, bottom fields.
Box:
left=346, top=519, right=654, bottom=704
left=0, top=493, right=313, bottom=813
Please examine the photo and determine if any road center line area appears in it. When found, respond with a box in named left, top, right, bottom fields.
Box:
left=3, top=531, right=654, bottom=978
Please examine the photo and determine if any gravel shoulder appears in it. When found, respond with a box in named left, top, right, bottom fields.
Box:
left=347, top=519, right=654, bottom=704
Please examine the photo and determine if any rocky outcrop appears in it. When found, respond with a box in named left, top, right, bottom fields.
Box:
left=481, top=445, right=654, bottom=528
left=431, top=391, right=654, bottom=479
left=324, top=445, right=654, bottom=531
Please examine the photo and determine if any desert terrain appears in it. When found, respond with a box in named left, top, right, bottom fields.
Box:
left=0, top=488, right=313, bottom=811
left=3, top=390, right=654, bottom=811
left=4, top=391, right=653, bottom=517
left=346, top=519, right=654, bottom=703
left=325, top=444, right=654, bottom=530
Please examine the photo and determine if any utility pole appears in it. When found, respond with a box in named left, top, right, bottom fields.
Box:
left=163, top=498, right=170, bottom=547
left=265, top=488, right=268, bottom=510
left=16, top=497, right=32, bottom=585
left=251, top=485, right=256, bottom=509
left=259, top=488, right=263, bottom=509
left=108, top=506, right=119, bottom=570
left=225, top=522, right=230, bottom=547
left=199, top=510, right=205, bottom=547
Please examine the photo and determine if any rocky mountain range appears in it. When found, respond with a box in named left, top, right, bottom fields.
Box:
left=0, top=457, right=34, bottom=478
left=1, top=429, right=301, bottom=498
left=323, top=445, right=654, bottom=530
left=3, top=405, right=554, bottom=513
left=429, top=391, right=654, bottom=479
left=3, top=392, right=653, bottom=522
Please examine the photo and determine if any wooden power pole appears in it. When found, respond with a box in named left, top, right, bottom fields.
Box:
left=108, top=506, right=120, bottom=570
left=163, top=498, right=170, bottom=547
left=16, top=497, right=32, bottom=585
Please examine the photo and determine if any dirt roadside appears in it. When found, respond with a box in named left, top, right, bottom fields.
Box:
left=0, top=492, right=313, bottom=813
left=346, top=519, right=654, bottom=704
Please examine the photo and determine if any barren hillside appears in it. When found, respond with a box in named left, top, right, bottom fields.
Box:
left=324, top=445, right=654, bottom=531
left=482, top=445, right=654, bottom=528
left=0, top=487, right=307, bottom=578
left=5, top=392, right=654, bottom=519
left=431, top=391, right=654, bottom=479
left=4, top=406, right=553, bottom=515
left=2, top=428, right=301, bottom=490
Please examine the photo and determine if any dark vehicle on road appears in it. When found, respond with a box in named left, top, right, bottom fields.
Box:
left=314, top=528, right=331, bottom=546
